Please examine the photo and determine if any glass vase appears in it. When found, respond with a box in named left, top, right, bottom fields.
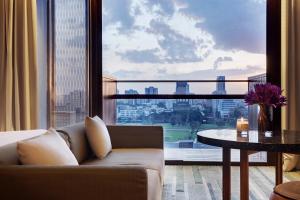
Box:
left=257, top=104, right=273, bottom=132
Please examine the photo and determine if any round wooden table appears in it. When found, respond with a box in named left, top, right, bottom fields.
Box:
left=197, top=129, right=300, bottom=200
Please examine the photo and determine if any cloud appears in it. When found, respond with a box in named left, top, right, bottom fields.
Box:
left=111, top=70, right=142, bottom=79
left=251, top=0, right=266, bottom=4
left=213, top=56, right=233, bottom=70
left=145, top=0, right=175, bottom=16
left=118, top=48, right=161, bottom=63
left=147, top=20, right=206, bottom=63
left=104, top=1, right=214, bottom=64
left=102, top=0, right=134, bottom=31
left=102, top=0, right=266, bottom=81
left=180, top=0, right=266, bottom=53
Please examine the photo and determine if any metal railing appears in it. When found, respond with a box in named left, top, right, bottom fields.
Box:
left=108, top=79, right=257, bottom=100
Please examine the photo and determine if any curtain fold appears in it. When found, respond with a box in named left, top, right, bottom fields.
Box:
left=0, top=0, right=38, bottom=131
left=282, top=0, right=300, bottom=171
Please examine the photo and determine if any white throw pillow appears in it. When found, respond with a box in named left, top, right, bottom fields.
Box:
left=85, top=116, right=112, bottom=159
left=17, top=128, right=79, bottom=166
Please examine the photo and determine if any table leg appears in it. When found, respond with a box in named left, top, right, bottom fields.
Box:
left=223, top=148, right=231, bottom=200
left=275, top=152, right=283, bottom=185
left=240, top=150, right=249, bottom=200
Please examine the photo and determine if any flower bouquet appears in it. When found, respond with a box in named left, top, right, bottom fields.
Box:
left=245, top=83, right=287, bottom=132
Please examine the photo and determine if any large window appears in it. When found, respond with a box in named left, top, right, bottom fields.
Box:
left=102, top=0, right=267, bottom=161
left=51, top=0, right=88, bottom=128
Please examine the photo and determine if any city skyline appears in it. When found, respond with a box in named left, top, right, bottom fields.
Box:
left=116, top=75, right=253, bottom=94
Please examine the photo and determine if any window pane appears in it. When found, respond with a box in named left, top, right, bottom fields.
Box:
left=102, top=0, right=266, bottom=82
left=102, top=0, right=267, bottom=162
left=116, top=98, right=266, bottom=162
left=52, top=0, right=88, bottom=128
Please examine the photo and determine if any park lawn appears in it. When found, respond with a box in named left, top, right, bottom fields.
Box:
left=164, top=128, right=191, bottom=142
left=162, top=123, right=234, bottom=142
left=120, top=123, right=234, bottom=142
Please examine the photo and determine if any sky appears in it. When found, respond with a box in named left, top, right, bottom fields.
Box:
left=102, top=0, right=266, bottom=94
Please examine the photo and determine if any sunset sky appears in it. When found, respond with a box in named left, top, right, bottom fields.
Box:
left=102, top=0, right=266, bottom=94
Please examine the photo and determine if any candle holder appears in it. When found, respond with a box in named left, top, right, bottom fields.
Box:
left=236, top=118, right=249, bottom=133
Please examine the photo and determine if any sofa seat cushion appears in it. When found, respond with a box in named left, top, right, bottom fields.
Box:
left=82, top=148, right=164, bottom=182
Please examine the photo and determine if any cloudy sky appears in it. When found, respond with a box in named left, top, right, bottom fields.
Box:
left=102, top=0, right=266, bottom=93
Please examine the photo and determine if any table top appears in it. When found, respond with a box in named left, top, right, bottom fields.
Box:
left=197, top=129, right=300, bottom=153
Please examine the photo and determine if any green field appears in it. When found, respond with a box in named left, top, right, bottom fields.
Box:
left=161, top=123, right=233, bottom=142
left=118, top=122, right=233, bottom=142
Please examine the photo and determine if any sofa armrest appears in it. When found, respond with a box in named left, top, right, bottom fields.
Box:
left=107, top=125, right=164, bottom=149
left=0, top=166, right=148, bottom=200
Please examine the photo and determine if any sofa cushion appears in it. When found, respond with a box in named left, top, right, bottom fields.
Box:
left=85, top=116, right=112, bottom=159
left=57, top=122, right=92, bottom=163
left=82, top=148, right=164, bottom=183
left=17, top=129, right=79, bottom=166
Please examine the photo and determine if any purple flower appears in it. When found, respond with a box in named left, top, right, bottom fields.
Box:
left=245, top=83, right=287, bottom=108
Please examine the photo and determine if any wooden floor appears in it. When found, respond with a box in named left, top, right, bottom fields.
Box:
left=163, top=166, right=300, bottom=200
left=165, top=149, right=267, bottom=162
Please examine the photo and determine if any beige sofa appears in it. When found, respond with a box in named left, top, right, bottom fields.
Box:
left=0, top=123, right=164, bottom=200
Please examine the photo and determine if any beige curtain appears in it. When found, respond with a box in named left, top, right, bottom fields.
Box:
left=0, top=0, right=38, bottom=131
left=282, top=0, right=300, bottom=171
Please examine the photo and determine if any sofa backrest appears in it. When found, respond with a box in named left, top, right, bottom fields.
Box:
left=57, top=122, right=92, bottom=163
left=0, top=130, right=47, bottom=165
left=0, top=124, right=92, bottom=165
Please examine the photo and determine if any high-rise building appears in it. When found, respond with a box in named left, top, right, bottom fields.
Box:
left=212, top=76, right=227, bottom=117
left=213, top=76, right=226, bottom=95
left=218, top=99, right=238, bottom=118
left=145, top=86, right=158, bottom=104
left=125, top=89, right=139, bottom=95
left=248, top=73, right=267, bottom=130
left=125, top=89, right=139, bottom=105
left=174, top=82, right=190, bottom=109
left=145, top=86, right=158, bottom=95
left=175, top=82, right=190, bottom=94
left=248, top=74, right=266, bottom=90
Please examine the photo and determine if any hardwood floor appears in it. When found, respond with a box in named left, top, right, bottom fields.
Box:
left=163, top=166, right=300, bottom=200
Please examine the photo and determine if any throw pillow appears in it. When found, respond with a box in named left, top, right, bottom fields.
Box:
left=85, top=116, right=112, bottom=159
left=17, top=128, right=79, bottom=165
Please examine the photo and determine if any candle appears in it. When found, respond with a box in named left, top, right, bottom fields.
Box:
left=236, top=117, right=249, bottom=132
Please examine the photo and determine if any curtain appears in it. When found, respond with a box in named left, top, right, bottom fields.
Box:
left=282, top=0, right=300, bottom=171
left=0, top=0, right=38, bottom=131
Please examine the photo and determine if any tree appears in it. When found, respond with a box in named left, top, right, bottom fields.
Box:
left=157, top=102, right=166, bottom=109
left=170, top=116, right=176, bottom=126
left=188, top=108, right=204, bottom=139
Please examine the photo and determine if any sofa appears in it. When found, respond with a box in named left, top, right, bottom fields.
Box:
left=0, top=123, right=164, bottom=200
